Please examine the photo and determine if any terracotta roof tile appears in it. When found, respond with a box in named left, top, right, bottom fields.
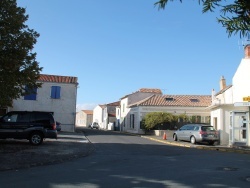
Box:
left=120, top=88, right=162, bottom=99
left=107, top=101, right=120, bottom=106
left=138, top=88, right=162, bottom=94
left=215, top=85, right=232, bottom=96
left=82, top=110, right=93, bottom=115
left=108, top=113, right=116, bottom=117
left=129, top=94, right=211, bottom=107
left=38, top=74, right=78, bottom=84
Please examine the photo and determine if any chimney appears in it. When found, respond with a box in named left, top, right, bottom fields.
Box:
left=245, top=44, right=250, bottom=58
left=220, top=76, right=226, bottom=90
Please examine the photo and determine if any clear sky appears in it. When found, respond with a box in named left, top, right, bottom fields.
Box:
left=17, top=0, right=246, bottom=110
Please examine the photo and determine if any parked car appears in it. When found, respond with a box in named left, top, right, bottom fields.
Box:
left=0, top=111, right=57, bottom=145
left=90, top=122, right=99, bottom=129
left=56, top=121, right=61, bottom=131
left=173, top=124, right=219, bottom=145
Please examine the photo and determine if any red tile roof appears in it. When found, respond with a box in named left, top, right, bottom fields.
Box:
left=38, top=74, right=78, bottom=84
left=138, top=88, right=162, bottom=94
left=128, top=94, right=211, bottom=107
left=121, top=88, right=162, bottom=99
left=82, top=110, right=93, bottom=115
left=108, top=113, right=116, bottom=117
left=107, top=101, right=120, bottom=106
left=215, top=85, right=232, bottom=96
left=99, top=101, right=120, bottom=107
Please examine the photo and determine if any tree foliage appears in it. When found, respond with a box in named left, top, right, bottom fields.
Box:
left=142, top=112, right=209, bottom=130
left=0, top=0, right=42, bottom=108
left=154, top=0, right=250, bottom=38
left=143, top=112, right=174, bottom=130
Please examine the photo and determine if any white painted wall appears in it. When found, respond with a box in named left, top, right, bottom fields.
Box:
left=233, top=57, right=250, bottom=103
left=11, top=82, right=77, bottom=132
left=124, top=105, right=211, bottom=134
left=75, top=111, right=85, bottom=127
left=210, top=51, right=250, bottom=146
left=93, top=105, right=104, bottom=128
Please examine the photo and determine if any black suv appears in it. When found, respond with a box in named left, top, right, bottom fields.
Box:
left=0, top=111, right=57, bottom=145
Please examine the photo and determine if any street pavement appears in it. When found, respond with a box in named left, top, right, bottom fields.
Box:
left=0, top=129, right=249, bottom=172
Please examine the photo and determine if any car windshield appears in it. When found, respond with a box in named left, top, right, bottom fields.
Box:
left=202, top=126, right=216, bottom=131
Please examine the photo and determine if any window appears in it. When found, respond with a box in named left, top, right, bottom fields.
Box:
left=190, top=99, right=199, bottom=102
left=24, top=86, right=37, bottom=100
left=130, top=114, right=135, bottom=129
left=51, top=86, right=61, bottom=99
left=3, top=113, right=18, bottom=122
left=194, top=126, right=199, bottom=131
left=165, top=97, right=174, bottom=101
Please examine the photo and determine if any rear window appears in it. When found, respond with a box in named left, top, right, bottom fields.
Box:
left=30, top=112, right=55, bottom=125
left=201, top=126, right=216, bottom=131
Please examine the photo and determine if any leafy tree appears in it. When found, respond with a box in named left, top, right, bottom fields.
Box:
left=0, top=0, right=42, bottom=108
left=154, top=0, right=250, bottom=37
left=143, top=112, right=173, bottom=130
left=178, top=113, right=189, bottom=122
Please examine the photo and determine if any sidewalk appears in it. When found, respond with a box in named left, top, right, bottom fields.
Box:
left=0, top=130, right=93, bottom=171
left=140, top=133, right=250, bottom=154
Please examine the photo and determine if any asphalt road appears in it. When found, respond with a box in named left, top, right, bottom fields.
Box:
left=0, top=128, right=250, bottom=188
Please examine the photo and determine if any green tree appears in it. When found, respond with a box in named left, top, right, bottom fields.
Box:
left=144, top=112, right=173, bottom=130
left=178, top=113, right=189, bottom=122
left=154, top=0, right=250, bottom=37
left=0, top=0, right=42, bottom=108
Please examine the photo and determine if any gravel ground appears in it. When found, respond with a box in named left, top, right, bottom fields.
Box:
left=0, top=131, right=94, bottom=171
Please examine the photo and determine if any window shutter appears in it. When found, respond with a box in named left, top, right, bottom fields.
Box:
left=51, top=86, right=61, bottom=99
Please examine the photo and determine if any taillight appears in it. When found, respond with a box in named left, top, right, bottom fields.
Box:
left=199, top=131, right=207, bottom=135
left=52, top=123, right=56, bottom=130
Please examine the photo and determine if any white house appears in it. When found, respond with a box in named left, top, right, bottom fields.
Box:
left=93, top=101, right=119, bottom=130
left=10, top=74, right=78, bottom=132
left=209, top=45, right=250, bottom=147
left=123, top=93, right=211, bottom=134
left=75, top=110, right=93, bottom=128
left=118, top=88, right=163, bottom=133
left=93, top=105, right=105, bottom=129
left=117, top=88, right=211, bottom=134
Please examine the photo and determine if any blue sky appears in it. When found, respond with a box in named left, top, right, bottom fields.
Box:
left=17, top=0, right=245, bottom=110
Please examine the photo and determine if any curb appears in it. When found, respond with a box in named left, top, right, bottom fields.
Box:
left=141, top=136, right=250, bottom=154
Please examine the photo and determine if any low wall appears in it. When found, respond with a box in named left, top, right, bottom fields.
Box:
left=147, top=130, right=175, bottom=138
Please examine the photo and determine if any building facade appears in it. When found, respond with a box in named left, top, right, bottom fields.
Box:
left=125, top=94, right=211, bottom=134
left=93, top=102, right=119, bottom=130
left=10, top=74, right=78, bottom=132
left=75, top=110, right=93, bottom=128
left=210, top=45, right=250, bottom=147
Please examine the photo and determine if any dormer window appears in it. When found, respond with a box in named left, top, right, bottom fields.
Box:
left=165, top=97, right=174, bottom=101
left=190, top=99, right=199, bottom=102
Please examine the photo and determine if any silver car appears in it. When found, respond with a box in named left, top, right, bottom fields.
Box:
left=173, top=124, right=219, bottom=145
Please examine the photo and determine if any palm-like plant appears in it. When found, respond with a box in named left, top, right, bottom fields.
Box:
left=154, top=0, right=250, bottom=38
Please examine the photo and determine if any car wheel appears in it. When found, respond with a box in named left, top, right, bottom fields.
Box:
left=173, top=134, right=178, bottom=141
left=190, top=136, right=196, bottom=144
left=29, top=132, right=43, bottom=145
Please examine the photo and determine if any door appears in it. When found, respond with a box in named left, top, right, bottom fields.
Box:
left=230, top=111, right=249, bottom=146
left=177, top=125, right=187, bottom=140
left=0, top=112, right=19, bottom=138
